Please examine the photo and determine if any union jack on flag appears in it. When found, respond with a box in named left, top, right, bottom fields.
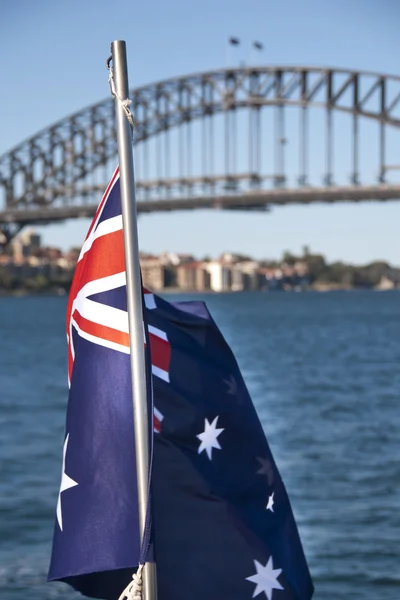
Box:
left=49, top=166, right=313, bottom=600
left=66, top=166, right=167, bottom=432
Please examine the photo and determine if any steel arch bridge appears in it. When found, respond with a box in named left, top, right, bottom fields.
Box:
left=1, top=65, right=400, bottom=242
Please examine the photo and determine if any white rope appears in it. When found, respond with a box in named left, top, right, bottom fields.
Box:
left=117, top=564, right=144, bottom=600
left=107, top=58, right=135, bottom=129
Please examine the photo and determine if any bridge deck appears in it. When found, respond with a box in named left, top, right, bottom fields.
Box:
left=2, top=185, right=400, bottom=225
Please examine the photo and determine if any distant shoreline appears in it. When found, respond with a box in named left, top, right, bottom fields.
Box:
left=1, top=286, right=399, bottom=298
left=0, top=288, right=68, bottom=298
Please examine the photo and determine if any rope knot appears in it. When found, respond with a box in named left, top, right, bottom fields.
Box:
left=106, top=58, right=134, bottom=129
left=117, top=564, right=144, bottom=600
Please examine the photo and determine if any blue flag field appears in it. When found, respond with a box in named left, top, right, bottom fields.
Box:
left=48, top=168, right=314, bottom=600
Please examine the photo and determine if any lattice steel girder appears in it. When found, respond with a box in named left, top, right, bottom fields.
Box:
left=2, top=184, right=400, bottom=226
left=1, top=66, right=400, bottom=214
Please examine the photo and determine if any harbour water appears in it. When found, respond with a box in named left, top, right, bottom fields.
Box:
left=1, top=291, right=399, bottom=599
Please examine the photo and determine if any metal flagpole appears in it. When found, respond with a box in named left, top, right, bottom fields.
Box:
left=110, top=40, right=157, bottom=600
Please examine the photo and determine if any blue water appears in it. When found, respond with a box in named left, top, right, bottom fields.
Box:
left=1, top=291, right=399, bottom=599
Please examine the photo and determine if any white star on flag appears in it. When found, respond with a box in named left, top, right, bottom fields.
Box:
left=223, top=374, right=238, bottom=395
left=266, top=492, right=274, bottom=512
left=197, top=416, right=224, bottom=460
left=56, top=433, right=78, bottom=531
left=256, top=456, right=274, bottom=485
left=246, top=557, right=283, bottom=599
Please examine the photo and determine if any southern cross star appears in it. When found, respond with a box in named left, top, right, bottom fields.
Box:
left=223, top=374, right=238, bottom=395
left=246, top=557, right=283, bottom=599
left=256, top=456, right=274, bottom=485
left=197, top=416, right=224, bottom=460
left=56, top=433, right=78, bottom=531
left=266, top=492, right=275, bottom=512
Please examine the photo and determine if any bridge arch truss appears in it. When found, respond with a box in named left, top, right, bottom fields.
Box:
left=1, top=65, right=400, bottom=239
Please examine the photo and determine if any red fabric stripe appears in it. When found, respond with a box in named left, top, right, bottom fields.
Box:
left=85, top=167, right=120, bottom=241
left=67, top=229, right=125, bottom=336
left=77, top=229, right=125, bottom=287
left=154, top=415, right=161, bottom=433
left=69, top=314, right=171, bottom=379
left=70, top=312, right=170, bottom=371
left=73, top=309, right=130, bottom=348
left=149, top=333, right=171, bottom=373
left=68, top=337, right=74, bottom=383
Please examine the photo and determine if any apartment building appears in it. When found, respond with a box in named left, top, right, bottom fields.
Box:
left=176, top=262, right=210, bottom=291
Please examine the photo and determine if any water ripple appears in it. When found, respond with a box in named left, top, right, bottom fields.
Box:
left=1, top=292, right=400, bottom=599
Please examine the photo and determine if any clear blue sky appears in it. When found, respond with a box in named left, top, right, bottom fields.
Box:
left=2, top=0, right=400, bottom=264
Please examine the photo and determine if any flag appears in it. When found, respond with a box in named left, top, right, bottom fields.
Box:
left=254, top=41, right=264, bottom=50
left=48, top=167, right=161, bottom=597
left=229, top=36, right=240, bottom=45
left=48, top=169, right=314, bottom=600
left=148, top=296, right=313, bottom=600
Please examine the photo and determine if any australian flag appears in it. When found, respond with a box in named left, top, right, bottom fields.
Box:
left=48, top=167, right=314, bottom=600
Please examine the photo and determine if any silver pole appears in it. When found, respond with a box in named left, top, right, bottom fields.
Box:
left=111, top=40, right=157, bottom=600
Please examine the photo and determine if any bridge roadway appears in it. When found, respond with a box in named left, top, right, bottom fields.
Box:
left=2, top=65, right=400, bottom=234
left=1, top=184, right=400, bottom=225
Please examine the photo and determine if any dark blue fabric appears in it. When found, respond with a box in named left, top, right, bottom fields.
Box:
left=48, top=291, right=313, bottom=600
left=48, top=329, right=141, bottom=591
left=149, top=296, right=313, bottom=600
left=95, top=177, right=122, bottom=225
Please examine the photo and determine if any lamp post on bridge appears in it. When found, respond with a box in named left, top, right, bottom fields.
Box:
left=251, top=40, right=264, bottom=65
left=227, top=38, right=264, bottom=67
left=227, top=37, right=240, bottom=67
